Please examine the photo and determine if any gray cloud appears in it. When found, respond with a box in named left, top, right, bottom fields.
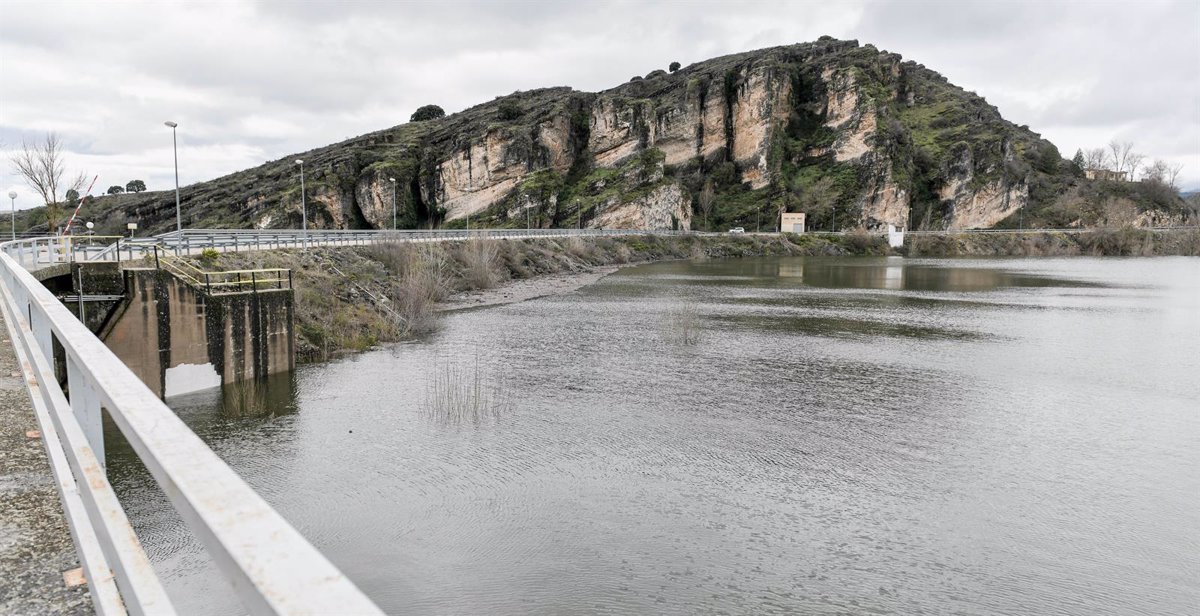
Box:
left=2, top=0, right=1197, bottom=210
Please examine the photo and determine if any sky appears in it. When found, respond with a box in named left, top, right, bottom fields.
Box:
left=2, top=0, right=1198, bottom=209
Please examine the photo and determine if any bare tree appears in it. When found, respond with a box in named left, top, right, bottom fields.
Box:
left=1108, top=140, right=1135, bottom=176
left=1144, top=159, right=1169, bottom=184
left=8, top=132, right=86, bottom=231
left=1126, top=152, right=1145, bottom=182
left=1083, top=147, right=1111, bottom=171
left=1167, top=162, right=1184, bottom=189
left=698, top=180, right=715, bottom=230
left=1145, top=159, right=1184, bottom=190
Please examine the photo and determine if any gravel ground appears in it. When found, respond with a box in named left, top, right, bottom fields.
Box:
left=438, top=265, right=622, bottom=312
left=0, top=311, right=93, bottom=614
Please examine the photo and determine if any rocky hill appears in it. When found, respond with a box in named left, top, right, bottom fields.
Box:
left=44, top=37, right=1195, bottom=236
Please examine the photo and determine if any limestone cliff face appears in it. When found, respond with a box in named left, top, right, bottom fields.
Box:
left=937, top=143, right=1027, bottom=229
left=590, top=183, right=691, bottom=230
left=822, top=67, right=876, bottom=163
left=96, top=38, right=1100, bottom=236
left=429, top=120, right=578, bottom=221
left=858, top=166, right=911, bottom=229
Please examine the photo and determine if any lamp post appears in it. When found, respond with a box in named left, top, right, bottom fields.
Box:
left=7, top=191, right=15, bottom=241
left=295, top=159, right=307, bottom=249
left=388, top=177, right=397, bottom=230
left=164, top=121, right=181, bottom=232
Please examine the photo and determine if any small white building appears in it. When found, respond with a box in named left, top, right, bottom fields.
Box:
left=780, top=212, right=806, bottom=233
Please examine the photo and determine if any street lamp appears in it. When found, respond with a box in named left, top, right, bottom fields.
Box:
left=164, top=121, right=181, bottom=232
left=7, top=191, right=16, bottom=241
left=388, top=177, right=397, bottom=230
left=295, top=159, right=307, bottom=249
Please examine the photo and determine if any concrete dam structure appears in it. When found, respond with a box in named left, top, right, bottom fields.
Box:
left=100, top=269, right=294, bottom=398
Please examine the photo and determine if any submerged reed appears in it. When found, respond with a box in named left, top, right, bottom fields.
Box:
left=661, top=303, right=703, bottom=346
left=423, top=356, right=510, bottom=425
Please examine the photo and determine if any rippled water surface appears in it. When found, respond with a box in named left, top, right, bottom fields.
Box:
left=109, top=256, right=1200, bottom=615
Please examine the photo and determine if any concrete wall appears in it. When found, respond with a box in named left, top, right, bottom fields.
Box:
left=102, top=269, right=294, bottom=398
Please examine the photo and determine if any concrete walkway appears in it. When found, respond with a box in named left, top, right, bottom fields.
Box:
left=0, top=311, right=92, bottom=614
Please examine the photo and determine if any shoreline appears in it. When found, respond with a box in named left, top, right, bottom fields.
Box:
left=438, top=265, right=623, bottom=312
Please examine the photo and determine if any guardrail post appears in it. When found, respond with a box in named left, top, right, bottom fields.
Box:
left=251, top=271, right=257, bottom=293
left=66, top=355, right=105, bottom=470
left=28, top=305, right=54, bottom=372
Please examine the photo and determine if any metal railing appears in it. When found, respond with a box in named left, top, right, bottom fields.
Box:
left=151, top=227, right=693, bottom=253
left=0, top=238, right=383, bottom=614
left=0, top=228, right=699, bottom=271
left=154, top=249, right=291, bottom=295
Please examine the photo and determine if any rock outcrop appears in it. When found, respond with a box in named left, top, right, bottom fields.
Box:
left=77, top=37, right=1181, bottom=236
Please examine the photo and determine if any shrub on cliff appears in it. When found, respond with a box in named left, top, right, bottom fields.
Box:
left=410, top=105, right=445, bottom=122
left=496, top=100, right=523, bottom=121
left=669, top=61, right=681, bottom=72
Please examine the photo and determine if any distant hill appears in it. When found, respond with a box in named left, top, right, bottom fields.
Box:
left=26, top=37, right=1195, bottom=236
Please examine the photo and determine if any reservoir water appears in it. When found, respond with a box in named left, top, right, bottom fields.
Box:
left=109, top=256, right=1200, bottom=615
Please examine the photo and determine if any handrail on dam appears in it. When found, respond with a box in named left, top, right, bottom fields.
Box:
left=0, top=236, right=384, bottom=613
left=155, top=248, right=292, bottom=294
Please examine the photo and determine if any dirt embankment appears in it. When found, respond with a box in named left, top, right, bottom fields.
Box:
left=903, top=228, right=1200, bottom=257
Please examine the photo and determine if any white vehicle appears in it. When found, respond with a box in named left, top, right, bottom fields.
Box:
left=728, top=227, right=745, bottom=234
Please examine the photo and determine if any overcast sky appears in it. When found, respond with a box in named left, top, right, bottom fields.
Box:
left=2, top=0, right=1198, bottom=209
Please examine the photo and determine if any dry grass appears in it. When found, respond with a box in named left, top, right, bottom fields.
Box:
left=394, top=244, right=452, bottom=334
left=457, top=238, right=502, bottom=290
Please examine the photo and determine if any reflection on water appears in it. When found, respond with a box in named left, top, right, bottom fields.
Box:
left=113, top=256, right=1200, bottom=616
left=172, top=371, right=299, bottom=421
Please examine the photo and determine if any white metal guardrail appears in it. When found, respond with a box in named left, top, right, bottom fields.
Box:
left=1, top=228, right=698, bottom=271
left=0, top=238, right=385, bottom=615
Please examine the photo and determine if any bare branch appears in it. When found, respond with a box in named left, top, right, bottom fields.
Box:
left=1107, top=139, right=1134, bottom=175
left=1083, top=147, right=1111, bottom=171
left=1126, top=152, right=1145, bottom=182
left=6, top=132, right=86, bottom=232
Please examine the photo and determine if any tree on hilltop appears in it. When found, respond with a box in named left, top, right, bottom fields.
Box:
left=1083, top=148, right=1111, bottom=171
left=107, top=185, right=124, bottom=195
left=669, top=61, right=681, bottom=72
left=126, top=179, right=146, bottom=193
left=1071, top=149, right=1085, bottom=176
left=410, top=105, right=445, bottom=122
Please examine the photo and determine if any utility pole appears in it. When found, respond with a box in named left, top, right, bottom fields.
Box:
left=164, top=121, right=182, bottom=232
left=388, top=177, right=397, bottom=230
left=7, top=191, right=15, bottom=241
left=295, top=159, right=307, bottom=249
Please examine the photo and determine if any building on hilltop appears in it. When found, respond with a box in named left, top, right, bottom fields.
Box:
left=1084, top=169, right=1128, bottom=182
